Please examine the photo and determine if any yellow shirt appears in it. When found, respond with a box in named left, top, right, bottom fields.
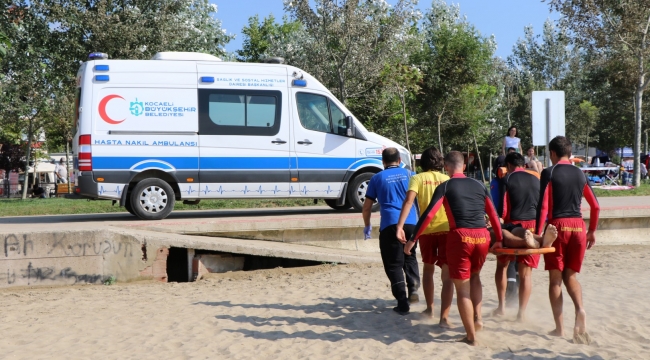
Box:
left=408, top=171, right=450, bottom=234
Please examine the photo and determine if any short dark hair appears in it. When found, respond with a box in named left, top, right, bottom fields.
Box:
left=548, top=136, right=572, bottom=158
left=507, top=147, right=516, bottom=153
left=506, top=126, right=518, bottom=137
left=444, top=151, right=464, bottom=168
left=382, top=147, right=400, bottom=164
left=420, top=147, right=444, bottom=171
left=505, top=152, right=525, bottom=168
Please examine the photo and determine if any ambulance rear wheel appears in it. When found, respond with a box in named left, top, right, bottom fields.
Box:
left=324, top=199, right=351, bottom=210
left=130, top=179, right=175, bottom=220
left=348, top=173, right=379, bottom=212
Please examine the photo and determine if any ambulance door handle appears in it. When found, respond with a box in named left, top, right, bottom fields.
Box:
left=297, top=140, right=312, bottom=145
left=271, top=139, right=287, bottom=144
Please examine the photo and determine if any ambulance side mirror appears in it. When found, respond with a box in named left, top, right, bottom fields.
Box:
left=345, top=116, right=355, bottom=137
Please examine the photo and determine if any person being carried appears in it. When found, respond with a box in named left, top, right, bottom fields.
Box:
left=362, top=147, right=420, bottom=315
left=405, top=151, right=502, bottom=346
left=395, top=147, right=454, bottom=327
left=536, top=136, right=600, bottom=345
left=491, top=153, right=556, bottom=321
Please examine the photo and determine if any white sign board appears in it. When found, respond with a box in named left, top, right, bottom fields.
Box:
left=531, top=91, right=565, bottom=146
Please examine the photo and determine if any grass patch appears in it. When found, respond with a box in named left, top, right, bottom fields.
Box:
left=592, top=183, right=650, bottom=197
left=0, top=197, right=319, bottom=217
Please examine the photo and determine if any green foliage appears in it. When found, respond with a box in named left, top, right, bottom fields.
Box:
left=0, top=31, right=9, bottom=59
left=237, top=14, right=302, bottom=63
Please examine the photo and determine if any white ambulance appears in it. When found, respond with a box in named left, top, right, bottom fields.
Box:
left=73, top=52, right=411, bottom=220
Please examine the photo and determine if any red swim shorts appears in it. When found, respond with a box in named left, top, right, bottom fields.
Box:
left=543, top=218, right=587, bottom=273
left=496, top=220, right=540, bottom=269
left=447, top=228, right=490, bottom=280
left=418, top=232, right=448, bottom=267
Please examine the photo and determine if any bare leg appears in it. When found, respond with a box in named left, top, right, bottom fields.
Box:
left=439, top=264, right=454, bottom=327
left=563, top=269, right=590, bottom=344
left=517, top=263, right=532, bottom=321
left=453, top=278, right=477, bottom=345
left=493, top=260, right=508, bottom=316
left=502, top=229, right=529, bottom=248
left=548, top=269, right=564, bottom=336
left=471, top=272, right=483, bottom=331
left=421, top=263, right=435, bottom=317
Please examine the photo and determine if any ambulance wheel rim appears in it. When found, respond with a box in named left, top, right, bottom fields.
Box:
left=139, top=186, right=168, bottom=213
left=356, top=179, right=370, bottom=204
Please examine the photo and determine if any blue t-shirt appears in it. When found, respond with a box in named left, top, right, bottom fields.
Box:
left=365, top=166, right=418, bottom=231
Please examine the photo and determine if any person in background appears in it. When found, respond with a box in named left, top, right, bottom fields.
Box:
left=502, top=126, right=523, bottom=155
left=55, top=158, right=68, bottom=184
left=31, top=184, right=46, bottom=199
left=362, top=147, right=420, bottom=315
left=526, top=147, right=543, bottom=173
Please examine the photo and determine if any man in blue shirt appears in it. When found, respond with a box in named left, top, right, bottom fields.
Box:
left=362, top=147, right=420, bottom=315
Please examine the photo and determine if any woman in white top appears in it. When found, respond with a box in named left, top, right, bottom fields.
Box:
left=502, top=126, right=523, bottom=155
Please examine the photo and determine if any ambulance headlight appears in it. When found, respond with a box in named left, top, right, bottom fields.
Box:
left=400, top=150, right=412, bottom=170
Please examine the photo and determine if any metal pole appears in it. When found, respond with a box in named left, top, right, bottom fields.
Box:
left=546, top=99, right=552, bottom=166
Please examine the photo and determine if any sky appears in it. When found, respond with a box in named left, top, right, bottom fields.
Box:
left=211, top=0, right=559, bottom=59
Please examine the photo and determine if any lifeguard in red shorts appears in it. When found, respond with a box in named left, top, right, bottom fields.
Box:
left=536, top=136, right=600, bottom=344
left=405, top=151, right=502, bottom=346
left=492, top=152, right=543, bottom=321
left=396, top=147, right=453, bottom=327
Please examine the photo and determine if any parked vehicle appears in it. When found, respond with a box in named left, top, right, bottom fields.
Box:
left=73, top=52, right=411, bottom=220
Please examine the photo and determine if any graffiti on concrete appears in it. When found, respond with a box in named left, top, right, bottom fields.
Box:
left=2, top=233, right=134, bottom=258
left=0, top=262, right=106, bottom=285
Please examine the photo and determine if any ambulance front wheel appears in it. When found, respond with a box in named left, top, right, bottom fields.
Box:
left=124, top=200, right=136, bottom=216
left=129, top=178, right=176, bottom=220
left=347, top=173, right=380, bottom=212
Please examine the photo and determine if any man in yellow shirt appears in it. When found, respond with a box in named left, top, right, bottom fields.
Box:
left=396, top=147, right=453, bottom=327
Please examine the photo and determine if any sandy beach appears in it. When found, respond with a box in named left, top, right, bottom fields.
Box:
left=0, top=244, right=648, bottom=359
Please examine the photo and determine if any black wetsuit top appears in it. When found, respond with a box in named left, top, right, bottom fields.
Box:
left=501, top=168, right=540, bottom=222
left=410, top=173, right=503, bottom=242
left=535, top=160, right=600, bottom=234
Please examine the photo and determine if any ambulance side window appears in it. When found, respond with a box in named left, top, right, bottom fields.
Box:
left=296, top=92, right=347, bottom=135
left=198, top=89, right=281, bottom=136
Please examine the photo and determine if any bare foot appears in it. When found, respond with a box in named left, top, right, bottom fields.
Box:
left=573, top=309, right=590, bottom=344
left=524, top=230, right=540, bottom=249
left=456, top=336, right=477, bottom=346
left=491, top=308, right=505, bottom=317
left=516, top=311, right=526, bottom=322
left=439, top=318, right=452, bottom=328
left=573, top=331, right=592, bottom=345
left=420, top=308, right=433, bottom=318
left=548, top=329, right=564, bottom=337
left=542, top=225, right=558, bottom=248
left=474, top=320, right=484, bottom=331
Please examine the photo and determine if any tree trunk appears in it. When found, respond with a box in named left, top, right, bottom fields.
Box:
left=400, top=92, right=411, bottom=157
left=437, top=114, right=443, bottom=153
left=585, top=124, right=589, bottom=160
left=21, top=125, right=33, bottom=200
left=634, top=86, right=643, bottom=187
left=473, top=134, right=486, bottom=183
left=66, top=140, right=71, bottom=193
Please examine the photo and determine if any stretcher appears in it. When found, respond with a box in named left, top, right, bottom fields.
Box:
left=492, top=247, right=556, bottom=255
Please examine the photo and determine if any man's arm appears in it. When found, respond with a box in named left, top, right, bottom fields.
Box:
left=484, top=188, right=503, bottom=242
left=583, top=174, right=600, bottom=249
left=536, top=168, right=551, bottom=235
left=362, top=198, right=374, bottom=227
left=396, top=190, right=417, bottom=244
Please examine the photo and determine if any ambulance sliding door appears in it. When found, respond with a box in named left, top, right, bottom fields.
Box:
left=197, top=68, right=291, bottom=198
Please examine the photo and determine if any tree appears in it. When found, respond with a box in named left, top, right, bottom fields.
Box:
left=283, top=0, right=420, bottom=105
left=237, top=14, right=302, bottom=63
left=416, top=0, right=495, bottom=152
left=0, top=31, right=9, bottom=60
left=546, top=0, right=649, bottom=185
left=574, top=100, right=599, bottom=158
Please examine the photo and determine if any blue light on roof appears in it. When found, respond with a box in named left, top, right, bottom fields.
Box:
left=292, top=79, right=307, bottom=87
left=95, top=75, right=110, bottom=82
left=200, top=76, right=215, bottom=83
left=88, top=52, right=109, bottom=60
left=94, top=65, right=109, bottom=71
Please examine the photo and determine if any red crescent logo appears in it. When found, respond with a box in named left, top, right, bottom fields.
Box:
left=99, top=95, right=126, bottom=124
